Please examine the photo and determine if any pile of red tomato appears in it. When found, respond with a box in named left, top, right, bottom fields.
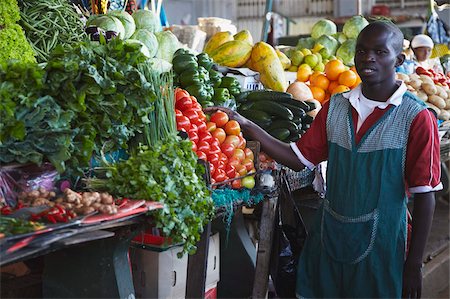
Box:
left=175, top=88, right=256, bottom=189
left=416, top=67, right=450, bottom=86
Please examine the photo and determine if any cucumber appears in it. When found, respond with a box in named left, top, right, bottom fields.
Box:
left=303, top=114, right=314, bottom=124
left=288, top=132, right=301, bottom=142
left=280, top=103, right=306, bottom=119
left=254, top=119, right=272, bottom=129
left=238, top=101, right=254, bottom=111
left=239, top=109, right=272, bottom=122
left=234, top=91, right=252, bottom=103
left=267, top=128, right=290, bottom=141
left=251, top=101, right=294, bottom=120
left=269, top=120, right=299, bottom=134
left=246, top=90, right=293, bottom=102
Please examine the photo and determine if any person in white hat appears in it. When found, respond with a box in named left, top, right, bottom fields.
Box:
left=410, top=34, right=443, bottom=73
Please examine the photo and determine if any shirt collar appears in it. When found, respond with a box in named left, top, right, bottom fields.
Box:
left=342, top=80, right=407, bottom=109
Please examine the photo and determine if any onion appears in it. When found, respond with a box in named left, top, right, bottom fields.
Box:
left=287, top=81, right=314, bottom=101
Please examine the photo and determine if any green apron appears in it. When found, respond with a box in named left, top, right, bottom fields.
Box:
left=296, top=92, right=426, bottom=298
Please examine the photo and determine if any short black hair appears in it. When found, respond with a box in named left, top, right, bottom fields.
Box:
left=358, top=20, right=404, bottom=55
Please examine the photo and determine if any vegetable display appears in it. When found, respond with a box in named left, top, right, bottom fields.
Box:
left=0, top=216, right=44, bottom=237
left=18, top=0, right=86, bottom=63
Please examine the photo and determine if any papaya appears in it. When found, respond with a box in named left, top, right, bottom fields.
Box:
left=210, top=40, right=252, bottom=68
left=276, top=49, right=291, bottom=70
left=251, top=42, right=288, bottom=92
left=233, top=30, right=253, bottom=45
left=203, top=31, right=234, bottom=55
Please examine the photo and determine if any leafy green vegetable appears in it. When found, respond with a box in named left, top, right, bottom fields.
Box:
left=0, top=0, right=20, bottom=26
left=108, top=10, right=136, bottom=39
left=342, top=15, right=369, bottom=39
left=311, top=19, right=337, bottom=40
left=336, top=38, right=356, bottom=66
left=87, top=137, right=214, bottom=256
left=155, top=31, right=181, bottom=63
left=132, top=9, right=162, bottom=33
left=130, top=29, right=158, bottom=57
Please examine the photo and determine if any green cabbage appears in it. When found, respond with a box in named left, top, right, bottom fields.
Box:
left=343, top=16, right=369, bottom=39
left=108, top=10, right=136, bottom=39
left=147, top=58, right=172, bottom=74
left=296, top=37, right=315, bottom=50
left=132, top=10, right=162, bottom=33
left=130, top=29, right=158, bottom=57
left=155, top=31, right=180, bottom=63
left=332, top=32, right=348, bottom=45
left=124, top=39, right=151, bottom=58
left=315, top=35, right=339, bottom=57
left=311, top=19, right=337, bottom=40
left=336, top=39, right=356, bottom=66
left=87, top=15, right=125, bottom=39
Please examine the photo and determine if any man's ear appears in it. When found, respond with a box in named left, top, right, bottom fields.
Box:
left=395, top=53, right=406, bottom=67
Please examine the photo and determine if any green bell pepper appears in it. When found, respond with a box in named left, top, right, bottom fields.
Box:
left=173, top=54, right=198, bottom=74
left=197, top=53, right=214, bottom=71
left=198, top=66, right=210, bottom=84
left=220, top=76, right=241, bottom=96
left=209, top=69, right=222, bottom=87
left=179, top=69, right=201, bottom=87
left=212, top=87, right=231, bottom=104
left=174, top=48, right=189, bottom=58
left=185, top=84, right=209, bottom=102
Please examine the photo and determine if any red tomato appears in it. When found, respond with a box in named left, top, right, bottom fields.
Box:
left=214, top=169, right=228, bottom=182
left=210, top=111, right=229, bottom=127
left=191, top=141, right=197, bottom=152
left=221, top=143, right=235, bottom=158
left=175, top=96, right=193, bottom=111
left=242, top=158, right=254, bottom=171
left=244, top=148, right=254, bottom=160
left=231, top=179, right=242, bottom=189
left=197, top=141, right=210, bottom=155
left=199, top=131, right=214, bottom=144
left=197, top=110, right=207, bottom=122
left=188, top=123, right=198, bottom=135
left=223, top=135, right=240, bottom=148
left=209, top=162, right=216, bottom=176
left=232, top=148, right=245, bottom=162
left=176, top=115, right=190, bottom=132
left=191, top=101, right=202, bottom=112
left=217, top=160, right=226, bottom=171
left=206, top=122, right=217, bottom=132
left=212, top=128, right=226, bottom=144
left=224, top=120, right=241, bottom=136
left=191, top=117, right=205, bottom=127
left=196, top=151, right=207, bottom=161
left=235, top=164, right=247, bottom=176
left=208, top=153, right=220, bottom=167
left=183, top=109, right=198, bottom=123
left=175, top=109, right=183, bottom=117
left=188, top=131, right=199, bottom=145
left=237, top=135, right=246, bottom=149
left=228, top=157, right=241, bottom=168
left=225, top=164, right=237, bottom=179
left=196, top=122, right=207, bottom=133
left=175, top=89, right=190, bottom=101
left=209, top=141, right=221, bottom=155
left=219, top=152, right=228, bottom=164
left=190, top=95, right=198, bottom=103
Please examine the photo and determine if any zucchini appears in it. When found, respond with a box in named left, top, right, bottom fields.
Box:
left=246, top=90, right=293, bottom=102
left=267, top=128, right=290, bottom=141
left=238, top=101, right=254, bottom=111
left=269, top=120, right=299, bottom=134
left=280, top=103, right=306, bottom=119
left=303, top=114, right=314, bottom=124
left=288, top=132, right=301, bottom=142
left=251, top=101, right=294, bottom=120
left=239, top=109, right=272, bottom=122
left=254, top=119, right=273, bottom=129
left=234, top=91, right=252, bottom=103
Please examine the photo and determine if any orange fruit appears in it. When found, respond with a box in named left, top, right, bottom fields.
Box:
left=309, top=86, right=326, bottom=103
left=311, top=74, right=330, bottom=91
left=309, top=71, right=322, bottom=82
left=328, top=80, right=340, bottom=93
left=331, top=85, right=350, bottom=95
left=325, top=59, right=346, bottom=81
left=297, top=65, right=313, bottom=82
left=350, top=65, right=357, bottom=73
left=338, top=70, right=357, bottom=87
left=351, top=75, right=362, bottom=89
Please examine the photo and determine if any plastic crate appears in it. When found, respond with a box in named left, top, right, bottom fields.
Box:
left=283, top=167, right=315, bottom=191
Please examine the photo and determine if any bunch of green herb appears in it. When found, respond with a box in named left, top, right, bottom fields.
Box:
left=18, top=0, right=86, bottom=63
left=86, top=136, right=214, bottom=255
left=44, top=39, right=160, bottom=175
left=0, top=216, right=44, bottom=236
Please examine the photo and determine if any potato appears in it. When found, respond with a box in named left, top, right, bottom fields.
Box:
left=407, top=85, right=416, bottom=92
left=419, top=75, right=434, bottom=85
left=428, top=95, right=446, bottom=109
left=422, top=83, right=437, bottom=95
left=409, top=80, right=422, bottom=90
left=445, top=99, right=450, bottom=109
left=447, top=90, right=450, bottom=100
left=435, top=85, right=448, bottom=99
left=417, top=90, right=428, bottom=102
left=409, top=90, right=418, bottom=96
left=409, top=73, right=420, bottom=81
left=426, top=102, right=441, bottom=115
left=438, top=110, right=450, bottom=121
left=396, top=73, right=410, bottom=82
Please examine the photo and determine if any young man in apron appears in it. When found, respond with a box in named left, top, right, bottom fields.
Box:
left=206, top=21, right=441, bottom=298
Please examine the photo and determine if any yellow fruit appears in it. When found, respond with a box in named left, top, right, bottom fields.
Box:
left=314, top=62, right=325, bottom=72
left=325, top=59, right=346, bottom=81
left=287, top=65, right=298, bottom=72
left=251, top=42, right=288, bottom=91
left=290, top=50, right=304, bottom=66
left=210, top=40, right=253, bottom=68
left=296, top=64, right=313, bottom=82
left=204, top=31, right=234, bottom=55
left=300, top=48, right=312, bottom=56
left=276, top=49, right=292, bottom=70
left=233, top=30, right=253, bottom=45
left=312, top=43, right=324, bottom=53
left=304, top=54, right=319, bottom=68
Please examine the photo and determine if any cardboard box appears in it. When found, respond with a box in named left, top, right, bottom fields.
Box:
left=130, top=246, right=187, bottom=299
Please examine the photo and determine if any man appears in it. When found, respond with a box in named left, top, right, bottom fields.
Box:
left=207, top=21, right=441, bottom=298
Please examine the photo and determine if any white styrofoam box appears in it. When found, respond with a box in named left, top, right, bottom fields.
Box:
left=285, top=71, right=297, bottom=86
left=226, top=68, right=264, bottom=91
left=130, top=246, right=187, bottom=299
left=205, top=233, right=220, bottom=287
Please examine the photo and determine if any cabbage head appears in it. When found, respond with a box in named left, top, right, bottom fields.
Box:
left=311, top=19, right=337, bottom=40
left=108, top=10, right=136, bottom=39
left=315, top=35, right=339, bottom=57
left=130, top=29, right=158, bottom=57
left=124, top=39, right=151, bottom=58
left=87, top=15, right=126, bottom=39
left=332, top=32, right=347, bottom=45
left=155, top=31, right=181, bottom=63
left=147, top=58, right=172, bottom=74
left=336, top=39, right=356, bottom=66
left=132, top=10, right=162, bottom=33
left=343, top=16, right=369, bottom=39
left=296, top=37, right=315, bottom=50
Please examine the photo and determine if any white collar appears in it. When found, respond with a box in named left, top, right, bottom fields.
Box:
left=342, top=81, right=407, bottom=110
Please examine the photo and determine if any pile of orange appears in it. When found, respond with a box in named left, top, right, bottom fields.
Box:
left=300, top=59, right=361, bottom=104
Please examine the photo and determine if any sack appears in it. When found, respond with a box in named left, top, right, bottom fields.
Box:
left=270, top=175, right=308, bottom=298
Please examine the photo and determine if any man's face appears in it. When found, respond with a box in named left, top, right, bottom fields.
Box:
left=355, top=30, right=401, bottom=85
